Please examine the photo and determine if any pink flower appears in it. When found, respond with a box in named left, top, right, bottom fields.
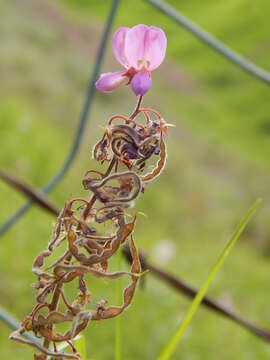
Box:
left=96, top=24, right=167, bottom=96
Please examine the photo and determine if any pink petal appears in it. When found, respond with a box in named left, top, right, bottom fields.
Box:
left=95, top=70, right=128, bottom=93
left=130, top=71, right=152, bottom=96
left=113, top=27, right=130, bottom=68
left=144, top=26, right=167, bottom=71
left=125, top=24, right=149, bottom=70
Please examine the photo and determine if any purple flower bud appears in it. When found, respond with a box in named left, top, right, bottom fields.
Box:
left=130, top=71, right=152, bottom=96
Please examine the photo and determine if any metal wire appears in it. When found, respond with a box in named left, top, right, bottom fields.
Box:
left=0, top=0, right=119, bottom=238
left=146, top=0, right=270, bottom=85
left=0, top=306, right=41, bottom=345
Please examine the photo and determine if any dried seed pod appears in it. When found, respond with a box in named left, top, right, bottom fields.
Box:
left=10, top=97, right=168, bottom=359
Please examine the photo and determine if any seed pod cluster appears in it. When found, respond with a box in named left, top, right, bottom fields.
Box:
left=10, top=102, right=169, bottom=359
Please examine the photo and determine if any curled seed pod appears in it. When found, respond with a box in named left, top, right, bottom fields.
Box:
left=10, top=97, right=168, bottom=359
left=83, top=171, right=142, bottom=205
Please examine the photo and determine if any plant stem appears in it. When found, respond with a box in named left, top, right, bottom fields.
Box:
left=82, top=96, right=142, bottom=222
left=130, top=95, right=143, bottom=120
left=44, top=96, right=143, bottom=357
left=43, top=283, right=63, bottom=352
left=115, top=249, right=122, bottom=360
left=82, top=156, right=116, bottom=220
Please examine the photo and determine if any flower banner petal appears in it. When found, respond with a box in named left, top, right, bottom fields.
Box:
left=125, top=24, right=148, bottom=69
left=113, top=27, right=130, bottom=68
left=144, top=26, right=167, bottom=71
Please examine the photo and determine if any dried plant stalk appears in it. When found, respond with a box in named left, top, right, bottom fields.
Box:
left=10, top=96, right=169, bottom=359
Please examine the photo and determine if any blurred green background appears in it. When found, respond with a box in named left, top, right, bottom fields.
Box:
left=1, top=0, right=270, bottom=359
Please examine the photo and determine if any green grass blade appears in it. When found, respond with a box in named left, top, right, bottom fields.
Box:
left=115, top=249, right=122, bottom=360
left=51, top=334, right=86, bottom=359
left=73, top=335, right=86, bottom=360
left=158, top=198, right=261, bottom=360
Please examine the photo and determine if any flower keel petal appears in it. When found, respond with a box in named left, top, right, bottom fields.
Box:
left=130, top=71, right=152, bottom=96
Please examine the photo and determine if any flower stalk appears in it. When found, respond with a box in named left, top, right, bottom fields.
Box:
left=10, top=24, right=169, bottom=359
left=10, top=93, right=169, bottom=359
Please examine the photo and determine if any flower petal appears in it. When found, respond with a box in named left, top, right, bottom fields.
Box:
left=113, top=27, right=130, bottom=68
left=125, top=24, right=149, bottom=70
left=95, top=70, right=128, bottom=93
left=144, top=26, right=167, bottom=71
left=130, top=71, right=152, bottom=96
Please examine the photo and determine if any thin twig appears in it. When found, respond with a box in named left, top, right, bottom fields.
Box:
left=0, top=170, right=58, bottom=215
left=122, top=246, right=270, bottom=343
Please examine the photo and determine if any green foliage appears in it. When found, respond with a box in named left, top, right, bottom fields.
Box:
left=158, top=198, right=261, bottom=360
left=1, top=1, right=270, bottom=359
left=73, top=335, right=86, bottom=360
